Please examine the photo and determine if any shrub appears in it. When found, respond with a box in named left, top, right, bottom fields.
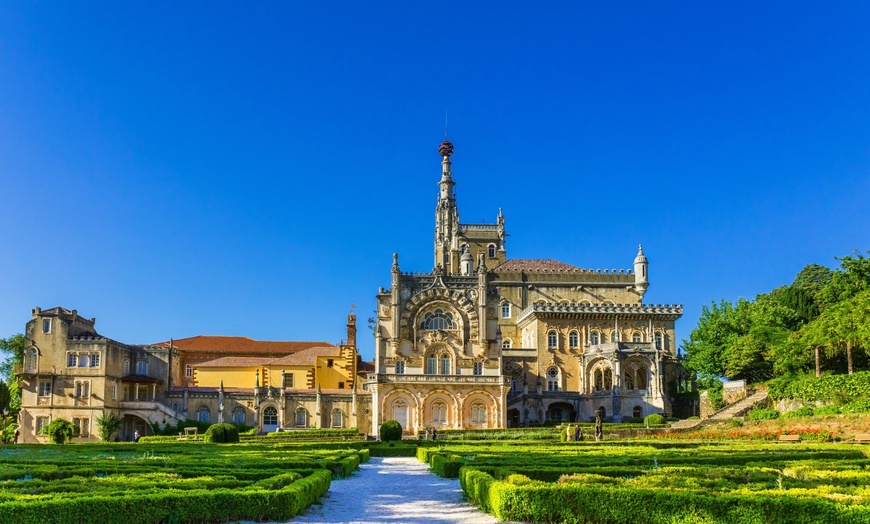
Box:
left=747, top=408, right=780, bottom=421
left=782, top=406, right=815, bottom=419
left=41, top=418, right=77, bottom=444
left=840, top=398, right=870, bottom=414
left=644, top=414, right=665, bottom=426
left=729, top=418, right=744, bottom=428
left=96, top=412, right=123, bottom=442
left=814, top=404, right=842, bottom=416
left=380, top=419, right=403, bottom=441
left=628, top=417, right=645, bottom=424
left=203, top=423, right=239, bottom=443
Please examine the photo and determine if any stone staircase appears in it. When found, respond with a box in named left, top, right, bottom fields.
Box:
left=668, top=389, right=769, bottom=431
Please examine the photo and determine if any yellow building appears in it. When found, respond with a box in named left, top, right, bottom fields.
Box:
left=369, top=140, right=685, bottom=435
left=16, top=309, right=371, bottom=441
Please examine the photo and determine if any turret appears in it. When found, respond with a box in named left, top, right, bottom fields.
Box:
left=634, top=244, right=649, bottom=296
left=460, top=251, right=473, bottom=275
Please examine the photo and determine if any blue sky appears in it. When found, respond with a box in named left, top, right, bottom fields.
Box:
left=1, top=2, right=868, bottom=361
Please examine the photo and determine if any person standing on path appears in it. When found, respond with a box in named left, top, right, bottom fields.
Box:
left=595, top=412, right=603, bottom=441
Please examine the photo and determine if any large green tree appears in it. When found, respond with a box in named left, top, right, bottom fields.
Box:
left=0, top=334, right=25, bottom=412
left=800, top=290, right=870, bottom=375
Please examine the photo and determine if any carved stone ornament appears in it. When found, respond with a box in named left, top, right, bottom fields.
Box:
left=401, top=289, right=411, bottom=300
left=467, top=290, right=477, bottom=301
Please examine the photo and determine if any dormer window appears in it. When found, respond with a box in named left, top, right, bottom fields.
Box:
left=136, top=361, right=148, bottom=375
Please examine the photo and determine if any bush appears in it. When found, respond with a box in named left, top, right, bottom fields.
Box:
left=380, top=419, right=403, bottom=441
left=203, top=423, right=239, bottom=443
left=729, top=418, right=744, bottom=428
left=644, top=414, right=665, bottom=426
left=628, top=417, right=645, bottom=424
left=747, top=408, right=780, bottom=421
left=96, top=412, right=122, bottom=442
left=814, top=404, right=842, bottom=416
left=41, top=418, right=77, bottom=444
left=782, top=406, right=815, bottom=419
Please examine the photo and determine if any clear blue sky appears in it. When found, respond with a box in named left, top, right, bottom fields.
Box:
left=2, top=2, right=869, bottom=361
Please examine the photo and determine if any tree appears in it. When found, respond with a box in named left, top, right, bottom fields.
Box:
left=96, top=412, right=123, bottom=442
left=0, top=334, right=25, bottom=412
left=41, top=418, right=77, bottom=444
left=820, top=250, right=870, bottom=308
left=792, top=263, right=833, bottom=305
left=800, top=290, right=870, bottom=375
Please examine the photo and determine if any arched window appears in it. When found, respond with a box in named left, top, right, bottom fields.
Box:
left=598, top=406, right=606, bottom=420
left=633, top=406, right=642, bottom=419
left=550, top=408, right=564, bottom=422
left=625, top=372, right=635, bottom=390
left=547, top=367, right=560, bottom=391
left=25, top=348, right=37, bottom=371
left=501, top=302, right=511, bottom=318
left=263, top=406, right=278, bottom=426
left=610, top=331, right=618, bottom=343
left=439, top=354, right=451, bottom=375
left=502, top=338, right=513, bottom=349
left=426, top=354, right=437, bottom=374
left=632, top=332, right=642, bottom=343
left=590, top=331, right=600, bottom=345
left=331, top=409, right=344, bottom=428
left=171, top=402, right=179, bottom=413
left=547, top=331, right=558, bottom=349
left=295, top=408, right=307, bottom=427
left=473, top=362, right=483, bottom=375
left=569, top=331, right=579, bottom=349
left=604, top=369, right=613, bottom=390
left=198, top=406, right=210, bottom=423
left=421, top=309, right=456, bottom=330
left=488, top=244, right=496, bottom=258
left=471, top=403, right=486, bottom=425
left=395, top=361, right=405, bottom=374
left=433, top=402, right=447, bottom=424
left=232, top=406, right=246, bottom=424
left=655, top=333, right=663, bottom=350
left=594, top=369, right=604, bottom=390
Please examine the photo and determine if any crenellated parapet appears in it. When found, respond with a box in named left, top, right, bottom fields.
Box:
left=518, top=303, right=683, bottom=323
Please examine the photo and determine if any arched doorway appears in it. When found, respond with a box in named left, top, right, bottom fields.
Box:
left=262, top=406, right=279, bottom=433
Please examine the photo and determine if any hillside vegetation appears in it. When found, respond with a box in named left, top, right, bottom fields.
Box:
left=683, top=250, right=870, bottom=408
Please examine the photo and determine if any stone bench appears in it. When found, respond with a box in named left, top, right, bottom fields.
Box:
left=854, top=433, right=870, bottom=444
left=777, top=434, right=801, bottom=443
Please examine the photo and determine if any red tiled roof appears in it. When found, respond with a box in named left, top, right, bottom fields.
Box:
left=357, top=360, right=375, bottom=372
left=153, top=336, right=334, bottom=355
left=269, top=346, right=341, bottom=366
left=493, top=259, right=585, bottom=273
left=194, top=347, right=340, bottom=368
left=195, top=356, right=274, bottom=368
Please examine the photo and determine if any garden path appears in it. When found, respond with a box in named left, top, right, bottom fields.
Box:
left=247, top=456, right=504, bottom=524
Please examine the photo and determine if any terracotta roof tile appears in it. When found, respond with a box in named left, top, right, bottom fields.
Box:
left=153, top=336, right=334, bottom=355
left=493, top=259, right=585, bottom=273
left=269, top=346, right=341, bottom=366
left=357, top=361, right=375, bottom=372
left=195, top=356, right=274, bottom=368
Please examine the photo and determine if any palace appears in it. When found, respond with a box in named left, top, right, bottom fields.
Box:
left=14, top=138, right=685, bottom=442
left=368, top=140, right=684, bottom=435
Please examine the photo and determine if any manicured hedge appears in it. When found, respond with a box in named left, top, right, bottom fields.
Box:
left=0, top=469, right=332, bottom=524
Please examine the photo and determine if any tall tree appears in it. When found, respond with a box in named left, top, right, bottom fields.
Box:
left=800, top=290, right=870, bottom=375
left=821, top=251, right=870, bottom=308
left=0, top=335, right=24, bottom=411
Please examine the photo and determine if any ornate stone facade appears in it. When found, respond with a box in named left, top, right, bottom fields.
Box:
left=369, top=141, right=684, bottom=434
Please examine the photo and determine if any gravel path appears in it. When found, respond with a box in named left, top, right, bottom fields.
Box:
left=261, top=456, right=505, bottom=524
